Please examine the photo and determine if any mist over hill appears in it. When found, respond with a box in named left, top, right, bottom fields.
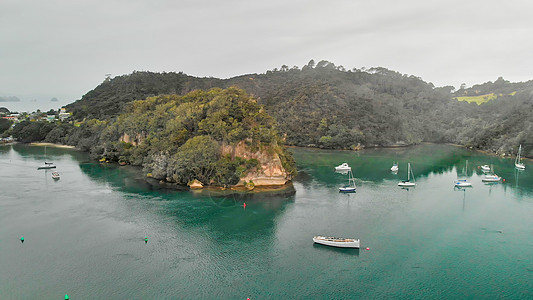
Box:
left=63, top=60, right=533, bottom=157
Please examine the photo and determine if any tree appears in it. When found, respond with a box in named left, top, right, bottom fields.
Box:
left=0, top=118, right=12, bottom=134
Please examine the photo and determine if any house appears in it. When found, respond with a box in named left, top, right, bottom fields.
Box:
left=58, top=108, right=71, bottom=122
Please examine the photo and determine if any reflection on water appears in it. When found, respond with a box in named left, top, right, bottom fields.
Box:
left=312, top=243, right=360, bottom=256
left=2, top=143, right=533, bottom=299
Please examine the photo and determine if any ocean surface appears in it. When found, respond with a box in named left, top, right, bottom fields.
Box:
left=1, top=144, right=532, bottom=299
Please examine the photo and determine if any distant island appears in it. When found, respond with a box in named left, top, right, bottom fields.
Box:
left=3, top=60, right=533, bottom=188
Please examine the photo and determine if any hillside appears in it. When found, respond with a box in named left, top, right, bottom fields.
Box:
left=55, top=61, right=533, bottom=157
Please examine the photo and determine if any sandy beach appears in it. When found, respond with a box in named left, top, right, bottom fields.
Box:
left=31, top=142, right=76, bottom=149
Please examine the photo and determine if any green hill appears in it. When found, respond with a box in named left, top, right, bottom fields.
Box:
left=29, top=61, right=533, bottom=159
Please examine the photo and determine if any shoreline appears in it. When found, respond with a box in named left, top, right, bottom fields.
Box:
left=30, top=142, right=76, bottom=149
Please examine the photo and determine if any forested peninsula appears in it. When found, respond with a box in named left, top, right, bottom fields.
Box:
left=7, top=88, right=297, bottom=189
left=4, top=59, right=533, bottom=187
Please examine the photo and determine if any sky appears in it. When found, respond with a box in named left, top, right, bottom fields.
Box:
left=2, top=0, right=533, bottom=112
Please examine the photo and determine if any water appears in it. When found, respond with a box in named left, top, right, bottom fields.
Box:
left=1, top=144, right=532, bottom=299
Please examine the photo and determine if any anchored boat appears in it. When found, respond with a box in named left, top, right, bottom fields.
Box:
left=398, top=162, right=416, bottom=187
left=313, top=235, right=360, bottom=248
left=335, top=162, right=351, bottom=172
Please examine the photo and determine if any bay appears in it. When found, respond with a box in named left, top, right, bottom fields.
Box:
left=1, top=144, right=532, bottom=299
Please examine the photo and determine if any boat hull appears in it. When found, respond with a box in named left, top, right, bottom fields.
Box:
left=38, top=165, right=56, bottom=169
left=313, top=236, right=360, bottom=248
left=515, top=163, right=525, bottom=170
left=454, top=179, right=472, bottom=187
left=335, top=167, right=351, bottom=171
left=398, top=181, right=416, bottom=187
left=339, top=187, right=356, bottom=193
left=482, top=176, right=501, bottom=182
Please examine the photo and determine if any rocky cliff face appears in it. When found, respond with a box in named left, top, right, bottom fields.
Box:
left=221, top=141, right=290, bottom=186
left=120, top=133, right=145, bottom=146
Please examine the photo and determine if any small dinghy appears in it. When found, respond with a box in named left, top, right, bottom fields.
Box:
left=313, top=235, right=360, bottom=248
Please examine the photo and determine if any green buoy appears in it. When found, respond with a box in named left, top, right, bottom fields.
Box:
left=144, top=237, right=148, bottom=244
left=65, top=294, right=69, bottom=299
left=20, top=236, right=24, bottom=243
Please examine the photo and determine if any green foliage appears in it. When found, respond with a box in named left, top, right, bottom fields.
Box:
left=0, top=118, right=13, bottom=134
left=53, top=64, right=533, bottom=163
left=11, top=120, right=55, bottom=143
left=84, top=87, right=293, bottom=186
left=165, top=135, right=221, bottom=185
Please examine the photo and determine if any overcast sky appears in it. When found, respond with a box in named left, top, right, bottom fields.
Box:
left=2, top=0, right=533, bottom=112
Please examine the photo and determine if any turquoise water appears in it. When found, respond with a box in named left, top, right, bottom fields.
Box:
left=1, top=144, right=532, bottom=299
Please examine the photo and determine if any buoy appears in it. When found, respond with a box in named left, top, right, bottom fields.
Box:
left=243, top=202, right=246, bottom=209
left=366, top=247, right=370, bottom=251
left=503, top=179, right=505, bottom=182
left=144, top=237, right=148, bottom=244
left=20, top=236, right=24, bottom=243
left=65, top=294, right=69, bottom=300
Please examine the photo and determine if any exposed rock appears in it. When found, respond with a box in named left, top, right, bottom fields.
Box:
left=120, top=133, right=145, bottom=146
left=221, top=141, right=290, bottom=187
left=189, top=179, right=204, bottom=189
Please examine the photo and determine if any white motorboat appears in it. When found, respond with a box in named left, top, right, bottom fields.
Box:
left=335, top=163, right=351, bottom=172
left=398, top=163, right=416, bottom=187
left=482, top=174, right=501, bottom=182
left=480, top=165, right=491, bottom=172
left=51, top=171, right=60, bottom=180
left=339, top=170, right=356, bottom=193
left=390, top=162, right=399, bottom=172
left=515, top=144, right=525, bottom=170
left=313, top=235, right=360, bottom=248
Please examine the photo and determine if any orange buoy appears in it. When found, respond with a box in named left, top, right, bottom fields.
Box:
left=243, top=202, right=246, bottom=209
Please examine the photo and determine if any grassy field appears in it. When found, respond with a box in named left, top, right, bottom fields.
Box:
left=454, top=91, right=516, bottom=105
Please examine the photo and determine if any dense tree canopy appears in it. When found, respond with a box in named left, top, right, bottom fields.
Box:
left=15, top=61, right=533, bottom=161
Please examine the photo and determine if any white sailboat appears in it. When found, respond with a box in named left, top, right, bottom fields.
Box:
left=37, top=146, right=56, bottom=169
left=398, top=163, right=416, bottom=187
left=339, top=170, right=356, bottom=193
left=454, top=160, right=472, bottom=187
left=480, top=164, right=491, bottom=172
left=515, top=144, right=525, bottom=170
